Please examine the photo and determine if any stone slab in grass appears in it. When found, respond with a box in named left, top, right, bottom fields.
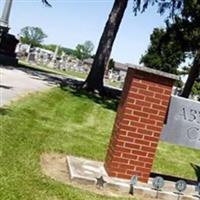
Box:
left=67, top=155, right=199, bottom=200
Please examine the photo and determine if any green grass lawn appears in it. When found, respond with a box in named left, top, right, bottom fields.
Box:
left=0, top=87, right=199, bottom=200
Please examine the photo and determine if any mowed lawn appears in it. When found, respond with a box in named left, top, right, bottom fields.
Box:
left=0, top=87, right=199, bottom=200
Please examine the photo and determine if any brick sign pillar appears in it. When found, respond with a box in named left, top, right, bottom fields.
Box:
left=105, top=65, right=178, bottom=183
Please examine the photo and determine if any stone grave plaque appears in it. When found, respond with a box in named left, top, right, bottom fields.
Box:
left=161, top=96, right=200, bottom=149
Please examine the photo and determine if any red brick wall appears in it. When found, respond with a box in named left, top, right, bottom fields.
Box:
left=104, top=68, right=175, bottom=183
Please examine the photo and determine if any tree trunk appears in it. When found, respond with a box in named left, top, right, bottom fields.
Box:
left=83, top=0, right=128, bottom=94
left=181, top=52, right=200, bottom=98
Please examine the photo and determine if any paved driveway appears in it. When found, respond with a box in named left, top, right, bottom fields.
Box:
left=0, top=65, right=60, bottom=107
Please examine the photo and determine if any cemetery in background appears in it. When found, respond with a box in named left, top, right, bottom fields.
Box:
left=16, top=43, right=129, bottom=89
left=16, top=43, right=200, bottom=101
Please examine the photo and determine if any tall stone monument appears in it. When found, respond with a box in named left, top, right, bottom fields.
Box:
left=0, top=0, right=19, bottom=65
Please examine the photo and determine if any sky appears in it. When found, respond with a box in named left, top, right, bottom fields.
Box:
left=0, top=0, right=167, bottom=64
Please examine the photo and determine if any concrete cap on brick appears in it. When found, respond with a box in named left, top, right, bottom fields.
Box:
left=127, top=64, right=179, bottom=81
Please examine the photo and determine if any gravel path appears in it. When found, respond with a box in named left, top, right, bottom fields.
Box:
left=0, top=65, right=61, bottom=107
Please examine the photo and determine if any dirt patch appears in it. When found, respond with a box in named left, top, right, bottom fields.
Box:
left=40, top=153, right=158, bottom=200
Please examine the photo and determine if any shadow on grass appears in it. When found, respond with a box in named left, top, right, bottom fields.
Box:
left=61, top=85, right=120, bottom=112
left=17, top=63, right=59, bottom=76
left=17, top=63, right=63, bottom=85
left=191, top=163, right=200, bottom=182
left=0, top=107, right=11, bottom=115
left=1, top=63, right=121, bottom=111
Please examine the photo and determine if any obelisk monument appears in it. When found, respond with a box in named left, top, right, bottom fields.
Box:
left=0, top=0, right=13, bottom=28
left=0, top=0, right=19, bottom=65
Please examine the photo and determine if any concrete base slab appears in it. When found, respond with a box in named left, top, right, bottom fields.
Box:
left=67, top=155, right=199, bottom=200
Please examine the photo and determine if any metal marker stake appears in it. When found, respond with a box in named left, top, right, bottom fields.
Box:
left=152, top=176, right=165, bottom=199
left=177, top=193, right=181, bottom=200
left=156, top=189, right=160, bottom=199
left=196, top=182, right=200, bottom=199
left=129, top=176, right=138, bottom=195
left=175, top=180, right=187, bottom=200
left=129, top=184, right=134, bottom=195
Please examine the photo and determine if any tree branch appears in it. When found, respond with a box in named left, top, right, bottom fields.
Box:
left=42, top=0, right=52, bottom=7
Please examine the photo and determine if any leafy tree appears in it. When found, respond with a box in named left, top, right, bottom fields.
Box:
left=62, top=47, right=76, bottom=56
left=42, top=44, right=61, bottom=55
left=159, top=0, right=200, bottom=98
left=74, top=41, right=94, bottom=60
left=191, top=81, right=200, bottom=97
left=140, top=28, right=185, bottom=74
left=108, top=58, right=115, bottom=70
left=42, top=0, right=51, bottom=7
left=182, top=53, right=200, bottom=98
left=84, top=41, right=95, bottom=56
left=20, top=26, right=47, bottom=47
left=42, top=44, right=76, bottom=56
left=82, top=0, right=185, bottom=94
left=83, top=0, right=129, bottom=93
left=42, top=0, right=185, bottom=95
